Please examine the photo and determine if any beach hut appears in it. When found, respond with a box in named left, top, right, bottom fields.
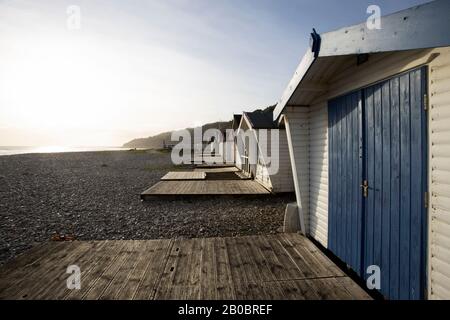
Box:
left=235, top=107, right=294, bottom=193
left=232, top=114, right=243, bottom=168
left=273, top=0, right=450, bottom=299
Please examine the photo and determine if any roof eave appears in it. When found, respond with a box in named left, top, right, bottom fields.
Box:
left=273, top=47, right=317, bottom=120
left=273, top=0, right=450, bottom=120
left=319, top=0, right=450, bottom=57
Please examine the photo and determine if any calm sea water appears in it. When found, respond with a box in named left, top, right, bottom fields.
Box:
left=0, top=146, right=130, bottom=156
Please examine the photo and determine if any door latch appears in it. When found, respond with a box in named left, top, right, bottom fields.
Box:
left=361, top=180, right=369, bottom=198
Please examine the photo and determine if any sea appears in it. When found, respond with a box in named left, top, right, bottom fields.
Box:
left=0, top=146, right=131, bottom=156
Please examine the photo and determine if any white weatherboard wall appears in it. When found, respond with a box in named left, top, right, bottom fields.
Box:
left=284, top=107, right=310, bottom=233
left=429, top=47, right=450, bottom=300
left=308, top=103, right=329, bottom=246
left=270, top=130, right=295, bottom=192
left=255, top=162, right=272, bottom=189
left=256, top=129, right=294, bottom=192
left=236, top=113, right=294, bottom=193
left=235, top=142, right=242, bottom=170
left=284, top=105, right=328, bottom=246
left=255, top=128, right=273, bottom=190
left=235, top=117, right=255, bottom=175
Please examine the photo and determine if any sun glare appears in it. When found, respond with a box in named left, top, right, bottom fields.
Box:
left=2, top=33, right=122, bottom=130
left=32, top=145, right=71, bottom=154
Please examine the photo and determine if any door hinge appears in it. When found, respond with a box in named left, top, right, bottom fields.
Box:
left=424, top=94, right=428, bottom=111
left=424, top=191, right=429, bottom=208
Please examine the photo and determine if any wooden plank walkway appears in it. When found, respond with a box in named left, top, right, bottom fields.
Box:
left=141, top=180, right=270, bottom=199
left=194, top=164, right=236, bottom=169
left=234, top=171, right=252, bottom=180
left=161, top=171, right=206, bottom=181
left=193, top=167, right=239, bottom=173
left=0, top=234, right=371, bottom=300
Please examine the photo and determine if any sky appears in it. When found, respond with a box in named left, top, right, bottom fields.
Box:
left=0, top=0, right=432, bottom=147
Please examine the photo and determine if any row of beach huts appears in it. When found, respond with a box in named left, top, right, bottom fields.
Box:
left=212, top=0, right=450, bottom=300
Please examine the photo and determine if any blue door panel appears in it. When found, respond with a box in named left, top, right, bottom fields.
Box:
left=328, top=67, right=427, bottom=300
left=410, top=69, right=426, bottom=300
left=363, top=68, right=427, bottom=300
left=388, top=76, right=401, bottom=298
left=327, top=91, right=363, bottom=276
left=380, top=79, right=392, bottom=296
left=399, top=72, right=412, bottom=300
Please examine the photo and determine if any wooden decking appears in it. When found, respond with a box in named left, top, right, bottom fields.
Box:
left=193, top=167, right=239, bottom=173
left=0, top=234, right=370, bottom=300
left=141, top=180, right=270, bottom=199
left=234, top=171, right=252, bottom=180
left=160, top=171, right=206, bottom=181
left=142, top=166, right=267, bottom=198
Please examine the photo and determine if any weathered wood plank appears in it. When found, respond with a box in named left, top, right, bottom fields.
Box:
left=82, top=241, right=136, bottom=300
left=141, top=180, right=270, bottom=197
left=271, top=279, right=320, bottom=300
left=186, top=238, right=204, bottom=299
left=113, top=241, right=158, bottom=299
left=225, top=237, right=251, bottom=285
left=284, top=233, right=344, bottom=277
left=64, top=241, right=126, bottom=300
left=0, top=242, right=78, bottom=299
left=261, top=235, right=307, bottom=280
left=16, top=241, right=94, bottom=300
left=233, top=282, right=272, bottom=300
left=213, top=238, right=236, bottom=300
left=281, top=234, right=337, bottom=277
left=153, top=238, right=204, bottom=299
left=233, top=237, right=265, bottom=283
left=193, top=167, right=239, bottom=173
left=226, top=237, right=268, bottom=299
left=36, top=241, right=109, bottom=300
left=305, top=277, right=353, bottom=300
left=245, top=236, right=278, bottom=282
left=234, top=171, right=252, bottom=180
left=199, top=238, right=216, bottom=299
left=335, top=276, right=372, bottom=300
left=274, top=235, right=315, bottom=279
left=161, top=171, right=206, bottom=181
left=132, top=239, right=173, bottom=300
left=99, top=241, right=142, bottom=300
left=0, top=242, right=65, bottom=293
left=252, top=236, right=294, bottom=281
left=0, top=242, right=58, bottom=278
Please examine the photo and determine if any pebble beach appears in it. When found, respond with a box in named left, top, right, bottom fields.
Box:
left=0, top=150, right=294, bottom=265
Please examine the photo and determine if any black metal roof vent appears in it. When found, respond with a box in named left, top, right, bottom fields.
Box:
left=310, top=28, right=321, bottom=58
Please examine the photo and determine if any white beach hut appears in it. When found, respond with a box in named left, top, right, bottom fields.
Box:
left=235, top=107, right=294, bottom=193
left=273, top=0, right=450, bottom=299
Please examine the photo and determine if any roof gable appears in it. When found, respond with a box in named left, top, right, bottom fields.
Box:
left=243, top=106, right=277, bottom=129
left=274, top=0, right=450, bottom=120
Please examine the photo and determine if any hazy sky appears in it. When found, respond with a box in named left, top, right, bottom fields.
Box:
left=0, top=0, right=431, bottom=146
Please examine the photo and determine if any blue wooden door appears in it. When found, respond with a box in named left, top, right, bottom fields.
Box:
left=328, top=67, right=427, bottom=300
left=362, top=67, right=427, bottom=300
left=328, top=90, right=364, bottom=276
